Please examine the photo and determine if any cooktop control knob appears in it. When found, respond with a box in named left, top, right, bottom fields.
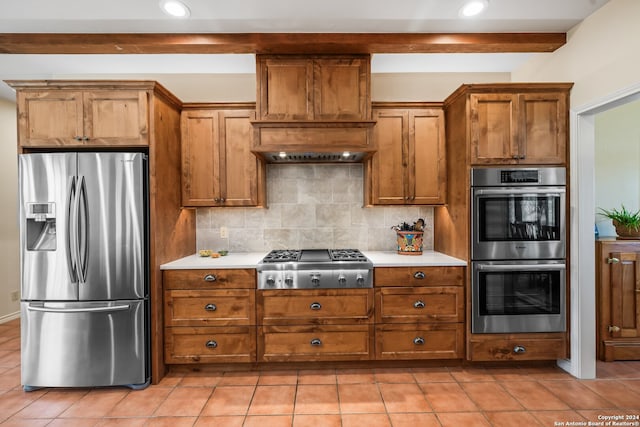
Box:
left=266, top=276, right=276, bottom=288
left=356, top=274, right=365, bottom=287
left=311, top=274, right=320, bottom=287
left=338, top=274, right=347, bottom=286
left=284, top=276, right=294, bottom=287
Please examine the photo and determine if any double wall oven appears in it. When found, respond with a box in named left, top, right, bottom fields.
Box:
left=471, top=167, right=566, bottom=334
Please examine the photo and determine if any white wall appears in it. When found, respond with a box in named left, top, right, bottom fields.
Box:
left=594, top=100, right=640, bottom=237
left=0, top=99, right=19, bottom=322
left=512, top=0, right=640, bottom=108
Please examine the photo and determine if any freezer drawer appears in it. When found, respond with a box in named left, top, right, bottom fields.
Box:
left=21, top=300, right=148, bottom=389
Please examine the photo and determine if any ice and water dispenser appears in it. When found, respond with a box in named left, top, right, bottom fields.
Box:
left=25, top=202, right=56, bottom=251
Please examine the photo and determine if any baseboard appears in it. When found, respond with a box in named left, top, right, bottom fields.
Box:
left=0, top=311, right=20, bottom=324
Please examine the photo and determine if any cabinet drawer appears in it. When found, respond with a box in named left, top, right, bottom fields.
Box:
left=375, top=324, right=464, bottom=360
left=163, top=269, right=256, bottom=290
left=376, top=287, right=464, bottom=323
left=164, top=290, right=255, bottom=326
left=375, top=266, right=464, bottom=287
left=258, top=289, right=374, bottom=325
left=258, top=325, right=373, bottom=362
left=469, top=333, right=567, bottom=361
left=165, top=326, right=256, bottom=364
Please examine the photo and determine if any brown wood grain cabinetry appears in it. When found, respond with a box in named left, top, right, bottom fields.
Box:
left=164, top=269, right=257, bottom=364
left=257, top=289, right=374, bottom=362
left=181, top=106, right=266, bottom=207
left=256, top=55, right=370, bottom=121
left=15, top=88, right=149, bottom=147
left=252, top=55, right=376, bottom=157
left=468, top=333, right=566, bottom=361
left=469, top=90, right=569, bottom=165
left=367, top=104, right=446, bottom=205
left=374, top=266, right=465, bottom=360
left=596, top=240, right=640, bottom=361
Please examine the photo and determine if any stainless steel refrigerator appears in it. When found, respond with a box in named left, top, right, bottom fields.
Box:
left=19, top=152, right=149, bottom=390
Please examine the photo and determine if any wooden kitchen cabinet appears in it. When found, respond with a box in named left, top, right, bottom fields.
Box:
left=367, top=104, right=446, bottom=205
left=257, top=289, right=374, bottom=362
left=466, top=87, right=570, bottom=165
left=164, top=268, right=257, bottom=364
left=596, top=240, right=640, bottom=361
left=256, top=55, right=370, bottom=121
left=15, top=87, right=149, bottom=147
left=373, top=266, right=465, bottom=360
left=181, top=105, right=266, bottom=207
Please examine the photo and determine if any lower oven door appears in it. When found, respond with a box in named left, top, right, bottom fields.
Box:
left=472, top=260, right=566, bottom=334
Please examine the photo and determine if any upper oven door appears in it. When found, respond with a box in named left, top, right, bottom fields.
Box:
left=472, top=186, right=566, bottom=260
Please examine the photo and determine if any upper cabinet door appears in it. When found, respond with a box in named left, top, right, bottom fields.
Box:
left=17, top=90, right=84, bottom=147
left=83, top=90, right=149, bottom=146
left=181, top=110, right=221, bottom=206
left=16, top=89, right=149, bottom=147
left=410, top=109, right=446, bottom=205
left=370, top=109, right=408, bottom=205
left=257, top=58, right=313, bottom=121
left=313, top=57, right=370, bottom=121
left=469, top=93, right=519, bottom=165
left=518, top=92, right=567, bottom=165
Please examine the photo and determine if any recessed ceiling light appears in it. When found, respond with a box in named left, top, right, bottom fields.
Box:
left=160, top=0, right=191, bottom=18
left=459, top=0, right=489, bottom=17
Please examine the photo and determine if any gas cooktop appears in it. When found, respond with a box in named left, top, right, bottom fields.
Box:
left=257, top=249, right=373, bottom=289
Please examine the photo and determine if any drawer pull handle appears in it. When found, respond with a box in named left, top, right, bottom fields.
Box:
left=310, top=302, right=322, bottom=310
left=310, top=338, right=322, bottom=346
left=204, top=303, right=217, bottom=312
left=414, top=300, right=426, bottom=309
left=413, top=271, right=425, bottom=279
left=205, top=340, right=218, bottom=349
left=203, top=274, right=217, bottom=282
left=413, top=337, right=425, bottom=345
left=513, top=345, right=526, bottom=354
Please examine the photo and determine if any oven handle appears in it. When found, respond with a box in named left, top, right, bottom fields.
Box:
left=476, top=263, right=566, bottom=272
left=474, top=187, right=565, bottom=196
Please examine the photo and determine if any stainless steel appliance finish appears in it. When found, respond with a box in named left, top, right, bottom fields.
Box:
left=19, top=152, right=149, bottom=390
left=471, top=260, right=566, bottom=333
left=471, top=167, right=566, bottom=260
left=257, top=249, right=373, bottom=289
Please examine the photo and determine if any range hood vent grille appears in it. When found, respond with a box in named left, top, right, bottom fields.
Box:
left=265, top=152, right=365, bottom=163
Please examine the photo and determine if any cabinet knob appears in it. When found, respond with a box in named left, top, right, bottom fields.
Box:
left=414, top=300, right=426, bottom=309
left=413, top=271, right=425, bottom=279
left=74, top=136, right=83, bottom=141
left=519, top=155, right=525, bottom=159
left=310, top=338, right=322, bottom=346
left=310, top=302, right=322, bottom=310
left=513, top=345, right=527, bottom=354
left=204, top=303, right=217, bottom=312
left=203, top=274, right=217, bottom=282
left=413, top=337, right=425, bottom=345
left=82, top=136, right=90, bottom=141
left=205, top=340, right=218, bottom=349
left=607, top=257, right=620, bottom=264
left=608, top=325, right=621, bottom=333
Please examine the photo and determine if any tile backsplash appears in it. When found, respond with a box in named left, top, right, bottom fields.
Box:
left=196, top=164, right=434, bottom=252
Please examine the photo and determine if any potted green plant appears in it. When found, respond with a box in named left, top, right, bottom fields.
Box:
left=598, top=205, right=640, bottom=239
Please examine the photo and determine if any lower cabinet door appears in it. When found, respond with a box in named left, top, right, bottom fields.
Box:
left=165, top=326, right=256, bottom=363
left=258, top=325, right=374, bottom=362
left=375, top=323, right=464, bottom=360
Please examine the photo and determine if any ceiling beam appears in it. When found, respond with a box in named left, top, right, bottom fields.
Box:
left=0, top=33, right=566, bottom=55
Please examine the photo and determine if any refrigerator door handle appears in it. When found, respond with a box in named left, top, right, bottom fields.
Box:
left=27, top=304, right=131, bottom=314
left=77, top=175, right=89, bottom=284
left=67, top=176, right=79, bottom=283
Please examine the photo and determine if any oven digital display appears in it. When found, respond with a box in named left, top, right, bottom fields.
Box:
left=500, top=170, right=539, bottom=183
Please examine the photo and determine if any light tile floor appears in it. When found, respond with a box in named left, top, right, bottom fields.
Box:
left=1, top=318, right=639, bottom=426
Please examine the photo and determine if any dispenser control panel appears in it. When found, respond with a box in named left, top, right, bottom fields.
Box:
left=26, top=203, right=55, bottom=222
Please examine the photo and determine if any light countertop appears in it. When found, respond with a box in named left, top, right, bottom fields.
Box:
left=160, top=250, right=466, bottom=270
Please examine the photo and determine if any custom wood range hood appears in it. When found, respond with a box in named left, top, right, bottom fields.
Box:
left=250, top=54, right=377, bottom=163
